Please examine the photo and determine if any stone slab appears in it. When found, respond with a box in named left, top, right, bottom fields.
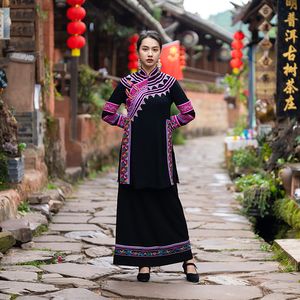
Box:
left=101, top=280, right=263, bottom=299
left=192, top=238, right=262, bottom=251
left=274, top=239, right=300, bottom=270
left=0, top=294, right=10, bottom=300
left=0, top=280, right=58, bottom=294
left=0, top=219, right=32, bottom=243
left=40, top=263, right=114, bottom=279
left=33, top=242, right=82, bottom=253
left=45, top=288, right=107, bottom=300
left=2, top=265, right=42, bottom=273
left=64, top=230, right=108, bottom=240
left=260, top=294, right=300, bottom=300
left=161, top=261, right=279, bottom=274
left=41, top=276, right=99, bottom=288
left=260, top=280, right=300, bottom=295
left=82, top=237, right=115, bottom=246
left=0, top=271, right=37, bottom=282
left=85, top=246, right=112, bottom=257
left=189, top=229, right=255, bottom=238
left=0, top=249, right=54, bottom=265
left=52, top=215, right=91, bottom=223
left=88, top=216, right=116, bottom=225
left=49, top=223, right=100, bottom=232
left=33, top=235, right=75, bottom=242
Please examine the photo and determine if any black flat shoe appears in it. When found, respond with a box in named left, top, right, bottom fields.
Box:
left=137, top=266, right=151, bottom=282
left=182, top=262, right=199, bottom=283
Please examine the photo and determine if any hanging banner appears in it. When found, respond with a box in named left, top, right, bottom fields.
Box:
left=276, top=0, right=300, bottom=118
left=160, top=40, right=183, bottom=80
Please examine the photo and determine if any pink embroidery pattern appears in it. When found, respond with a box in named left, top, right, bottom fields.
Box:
left=103, top=101, right=119, bottom=113
left=177, top=113, right=194, bottom=124
left=103, top=113, right=119, bottom=125
left=166, top=120, right=174, bottom=185
left=120, top=118, right=131, bottom=184
left=177, top=100, right=194, bottom=114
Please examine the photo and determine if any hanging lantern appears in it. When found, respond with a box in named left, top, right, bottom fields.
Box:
left=67, top=21, right=86, bottom=35
left=67, top=6, right=86, bottom=20
left=66, top=0, right=86, bottom=57
left=230, top=58, right=243, bottom=69
left=231, top=49, right=243, bottom=59
left=231, top=40, right=243, bottom=50
left=234, top=31, right=245, bottom=40
left=128, top=34, right=139, bottom=73
left=67, top=35, right=86, bottom=49
left=229, top=30, right=245, bottom=73
left=66, top=0, right=86, bottom=5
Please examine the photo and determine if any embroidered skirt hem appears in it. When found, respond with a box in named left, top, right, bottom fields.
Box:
left=114, top=183, right=192, bottom=267
left=113, top=248, right=193, bottom=267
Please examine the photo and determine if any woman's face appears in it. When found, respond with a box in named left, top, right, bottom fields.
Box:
left=138, top=37, right=161, bottom=71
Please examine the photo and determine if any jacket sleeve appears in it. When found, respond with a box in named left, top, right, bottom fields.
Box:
left=101, top=82, right=127, bottom=128
left=170, top=80, right=196, bottom=130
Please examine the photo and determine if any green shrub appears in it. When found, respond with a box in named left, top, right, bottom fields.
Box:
left=231, top=148, right=261, bottom=170
left=235, top=172, right=284, bottom=217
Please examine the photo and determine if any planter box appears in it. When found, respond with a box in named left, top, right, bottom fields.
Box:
left=7, top=156, right=24, bottom=183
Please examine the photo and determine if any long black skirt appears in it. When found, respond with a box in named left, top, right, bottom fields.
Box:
left=113, top=183, right=193, bottom=267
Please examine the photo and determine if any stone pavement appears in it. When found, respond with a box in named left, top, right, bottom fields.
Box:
left=1, top=135, right=300, bottom=299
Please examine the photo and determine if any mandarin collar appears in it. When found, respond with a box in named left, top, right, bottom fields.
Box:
left=138, top=66, right=160, bottom=79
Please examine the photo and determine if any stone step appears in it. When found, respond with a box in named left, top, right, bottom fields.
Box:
left=273, top=239, right=300, bottom=270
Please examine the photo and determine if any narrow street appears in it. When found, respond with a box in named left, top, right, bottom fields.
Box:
left=1, top=136, right=300, bottom=299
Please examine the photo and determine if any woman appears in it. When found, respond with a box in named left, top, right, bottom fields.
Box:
left=102, top=30, right=199, bottom=283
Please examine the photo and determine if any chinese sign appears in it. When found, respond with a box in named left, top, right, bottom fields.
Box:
left=277, top=0, right=300, bottom=118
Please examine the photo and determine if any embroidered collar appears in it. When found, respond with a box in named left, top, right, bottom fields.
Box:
left=138, top=66, right=160, bottom=79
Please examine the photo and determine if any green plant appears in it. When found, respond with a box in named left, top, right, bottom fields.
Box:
left=231, top=148, right=261, bottom=170
left=33, top=224, right=48, bottom=237
left=273, top=197, right=300, bottom=230
left=223, top=69, right=247, bottom=104
left=78, top=65, right=112, bottom=116
left=271, top=243, right=297, bottom=272
left=18, top=142, right=26, bottom=153
left=235, top=172, right=284, bottom=217
left=229, top=115, right=247, bottom=136
left=260, top=142, right=272, bottom=162
left=47, top=182, right=58, bottom=190
left=17, top=200, right=30, bottom=214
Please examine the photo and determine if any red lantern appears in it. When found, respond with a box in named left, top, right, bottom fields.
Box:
left=67, top=6, right=86, bottom=21
left=128, top=53, right=138, bottom=61
left=230, top=58, right=243, bottom=69
left=231, top=49, right=243, bottom=59
left=67, top=21, right=86, bottom=35
left=234, top=31, right=245, bottom=40
left=67, top=0, right=86, bottom=5
left=231, top=40, right=243, bottom=50
left=67, top=35, right=86, bottom=49
left=130, top=34, right=139, bottom=44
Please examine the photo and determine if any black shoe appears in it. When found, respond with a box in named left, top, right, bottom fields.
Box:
left=182, top=262, right=199, bottom=283
left=137, top=266, right=151, bottom=282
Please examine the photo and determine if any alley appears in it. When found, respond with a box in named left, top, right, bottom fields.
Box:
left=1, top=136, right=300, bottom=299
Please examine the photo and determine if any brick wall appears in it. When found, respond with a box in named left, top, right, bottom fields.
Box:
left=183, top=91, right=229, bottom=136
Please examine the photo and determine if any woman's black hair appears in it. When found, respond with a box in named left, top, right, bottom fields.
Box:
left=136, top=30, right=162, bottom=51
